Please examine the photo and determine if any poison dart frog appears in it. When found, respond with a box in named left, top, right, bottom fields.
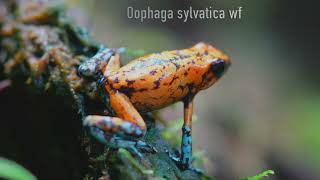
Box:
left=78, top=42, right=231, bottom=173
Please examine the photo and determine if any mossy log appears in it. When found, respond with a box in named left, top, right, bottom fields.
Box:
left=0, top=1, right=203, bottom=179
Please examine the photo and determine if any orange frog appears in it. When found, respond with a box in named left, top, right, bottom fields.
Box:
left=79, top=42, right=231, bottom=172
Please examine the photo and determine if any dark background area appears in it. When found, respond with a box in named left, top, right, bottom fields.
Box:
left=0, top=82, right=86, bottom=179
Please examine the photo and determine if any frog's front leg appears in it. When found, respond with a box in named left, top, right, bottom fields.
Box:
left=83, top=53, right=155, bottom=156
left=78, top=45, right=127, bottom=77
left=168, top=96, right=202, bottom=173
left=78, top=46, right=116, bottom=78
left=181, top=97, right=194, bottom=169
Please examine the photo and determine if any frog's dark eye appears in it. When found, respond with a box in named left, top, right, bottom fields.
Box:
left=210, top=59, right=225, bottom=78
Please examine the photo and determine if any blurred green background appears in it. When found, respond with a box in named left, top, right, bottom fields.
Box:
left=71, top=0, right=319, bottom=179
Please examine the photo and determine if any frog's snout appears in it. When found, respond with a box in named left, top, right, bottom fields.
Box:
left=210, top=58, right=230, bottom=78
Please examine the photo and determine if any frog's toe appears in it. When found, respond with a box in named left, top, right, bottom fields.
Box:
left=127, top=145, right=143, bottom=159
left=165, top=150, right=203, bottom=174
left=165, top=149, right=180, bottom=163
left=87, top=128, right=150, bottom=163
left=117, top=140, right=157, bottom=159
left=187, top=166, right=203, bottom=174
left=136, top=140, right=158, bottom=153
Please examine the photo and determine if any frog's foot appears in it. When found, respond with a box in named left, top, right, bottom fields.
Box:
left=186, top=166, right=203, bottom=174
left=165, top=124, right=203, bottom=174
left=166, top=149, right=180, bottom=162
left=89, top=126, right=156, bottom=158
left=78, top=45, right=126, bottom=78
left=166, top=150, right=203, bottom=174
left=84, top=115, right=146, bottom=137
left=84, top=115, right=157, bottom=158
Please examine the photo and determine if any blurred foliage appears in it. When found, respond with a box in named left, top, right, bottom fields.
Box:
left=284, top=95, right=320, bottom=165
left=118, top=148, right=154, bottom=175
left=240, top=170, right=274, bottom=180
left=124, top=48, right=146, bottom=57
left=162, top=115, right=198, bottom=147
left=0, top=158, right=37, bottom=180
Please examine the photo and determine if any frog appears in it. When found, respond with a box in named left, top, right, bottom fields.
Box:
left=78, top=42, right=231, bottom=173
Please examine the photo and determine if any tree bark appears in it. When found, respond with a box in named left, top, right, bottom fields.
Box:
left=0, top=0, right=202, bottom=179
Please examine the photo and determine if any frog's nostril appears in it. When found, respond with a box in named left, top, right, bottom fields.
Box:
left=210, top=59, right=226, bottom=78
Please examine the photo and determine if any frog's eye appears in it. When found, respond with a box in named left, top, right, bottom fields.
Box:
left=210, top=59, right=226, bottom=78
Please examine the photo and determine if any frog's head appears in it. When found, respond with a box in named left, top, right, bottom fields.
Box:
left=192, top=42, right=231, bottom=90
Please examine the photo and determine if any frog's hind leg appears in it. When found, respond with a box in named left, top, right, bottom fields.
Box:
left=84, top=89, right=156, bottom=157
left=84, top=115, right=145, bottom=139
left=167, top=96, right=202, bottom=174
left=84, top=115, right=153, bottom=158
left=83, top=50, right=155, bottom=156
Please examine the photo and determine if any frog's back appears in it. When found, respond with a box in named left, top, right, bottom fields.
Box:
left=108, top=52, right=177, bottom=89
left=107, top=50, right=200, bottom=112
left=108, top=48, right=202, bottom=84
